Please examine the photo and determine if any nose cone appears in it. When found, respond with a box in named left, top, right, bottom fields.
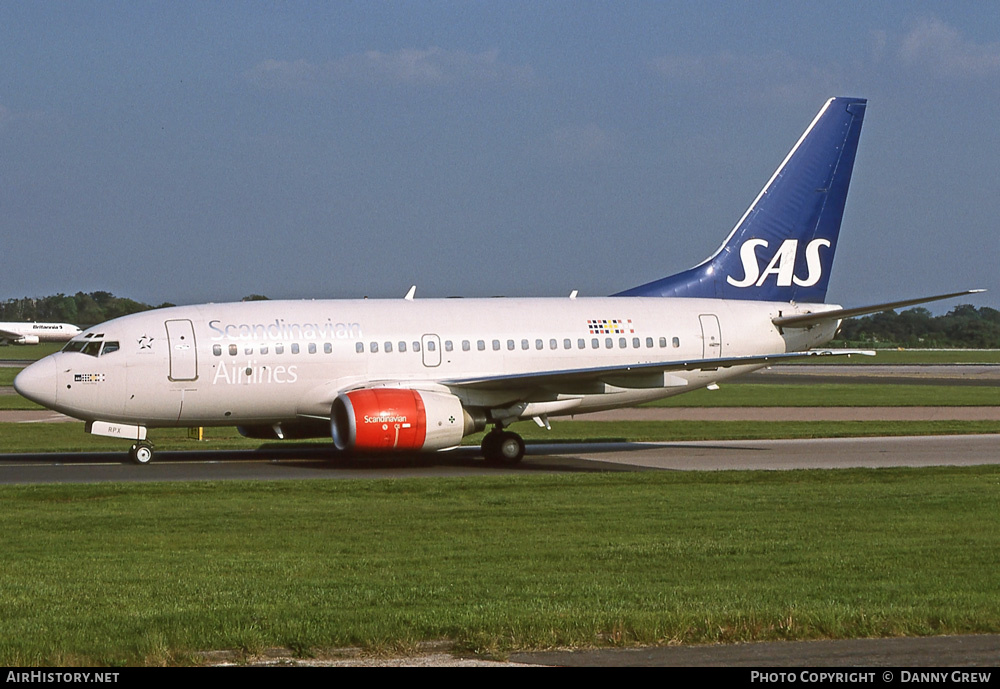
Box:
left=14, top=357, right=58, bottom=409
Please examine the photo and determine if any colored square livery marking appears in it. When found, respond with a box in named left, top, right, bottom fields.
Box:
left=587, top=319, right=634, bottom=334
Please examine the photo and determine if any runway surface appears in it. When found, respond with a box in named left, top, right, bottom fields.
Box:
left=0, top=434, right=997, bottom=485
left=509, top=634, right=1000, bottom=667
left=241, top=633, right=1000, bottom=666
left=752, top=363, right=1000, bottom=386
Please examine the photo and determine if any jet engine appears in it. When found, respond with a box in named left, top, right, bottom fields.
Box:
left=331, top=388, right=481, bottom=452
left=13, top=335, right=39, bottom=345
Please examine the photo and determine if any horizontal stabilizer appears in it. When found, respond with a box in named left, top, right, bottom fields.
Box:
left=773, top=289, right=986, bottom=329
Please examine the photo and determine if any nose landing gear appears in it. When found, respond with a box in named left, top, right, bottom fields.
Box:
left=129, top=441, right=155, bottom=465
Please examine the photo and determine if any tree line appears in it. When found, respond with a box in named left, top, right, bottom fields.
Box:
left=833, top=305, right=999, bottom=348
left=0, top=292, right=168, bottom=327
left=0, top=292, right=997, bottom=348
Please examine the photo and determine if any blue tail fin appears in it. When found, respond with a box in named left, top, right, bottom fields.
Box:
left=615, top=97, right=867, bottom=303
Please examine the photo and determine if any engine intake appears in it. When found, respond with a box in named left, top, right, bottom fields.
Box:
left=331, top=388, right=479, bottom=452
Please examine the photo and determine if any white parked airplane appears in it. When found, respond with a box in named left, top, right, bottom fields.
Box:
left=0, top=321, right=81, bottom=345
left=14, top=97, right=982, bottom=464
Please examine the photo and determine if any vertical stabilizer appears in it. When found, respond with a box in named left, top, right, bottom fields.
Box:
left=616, top=97, right=866, bottom=303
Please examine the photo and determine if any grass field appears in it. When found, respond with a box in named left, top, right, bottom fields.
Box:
left=1, top=468, right=998, bottom=665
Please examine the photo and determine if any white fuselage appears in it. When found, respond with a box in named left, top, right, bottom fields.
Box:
left=16, top=296, right=838, bottom=430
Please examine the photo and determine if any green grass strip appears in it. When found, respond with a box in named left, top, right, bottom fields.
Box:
left=793, top=349, right=1000, bottom=364
left=0, top=468, right=998, bottom=665
left=0, top=343, right=63, bottom=360
left=644, top=384, right=1000, bottom=407
left=0, top=396, right=43, bottom=410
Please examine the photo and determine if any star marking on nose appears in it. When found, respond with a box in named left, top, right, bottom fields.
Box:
left=138, top=335, right=154, bottom=350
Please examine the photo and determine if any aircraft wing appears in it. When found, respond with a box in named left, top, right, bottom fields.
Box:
left=441, top=348, right=873, bottom=392
left=0, top=327, right=26, bottom=340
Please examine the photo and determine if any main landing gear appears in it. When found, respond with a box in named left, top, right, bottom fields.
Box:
left=481, top=428, right=525, bottom=465
left=129, top=441, right=155, bottom=465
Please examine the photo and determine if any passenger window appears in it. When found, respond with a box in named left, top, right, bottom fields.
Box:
left=427, top=340, right=436, bottom=351
left=229, top=344, right=238, bottom=356
left=478, top=340, right=486, bottom=351
left=413, top=341, right=421, bottom=352
left=370, top=342, right=378, bottom=353
left=245, top=346, right=254, bottom=355
left=673, top=337, right=681, bottom=348
left=213, top=344, right=222, bottom=356
left=355, top=342, right=364, bottom=353
left=659, top=337, right=667, bottom=348
left=619, top=338, right=627, bottom=348
left=445, top=340, right=453, bottom=352
left=308, top=343, right=317, bottom=354
left=591, top=338, right=599, bottom=349
left=578, top=339, right=585, bottom=349
left=384, top=342, right=392, bottom=353
left=462, top=340, right=471, bottom=352
left=535, top=339, right=543, bottom=350
left=261, top=345, right=269, bottom=355
left=605, top=338, right=613, bottom=349
left=521, top=339, right=529, bottom=350
left=492, top=340, right=500, bottom=351
left=276, top=344, right=285, bottom=354
left=399, top=341, right=407, bottom=353
left=563, top=339, right=571, bottom=349
left=646, top=337, right=654, bottom=348
left=323, top=343, right=331, bottom=354
left=550, top=339, right=558, bottom=350
left=632, top=337, right=640, bottom=348
left=507, top=340, right=515, bottom=351
left=291, top=343, right=300, bottom=354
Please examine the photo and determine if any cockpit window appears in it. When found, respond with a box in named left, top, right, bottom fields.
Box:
left=82, top=341, right=102, bottom=357
left=101, top=341, right=120, bottom=355
left=63, top=341, right=87, bottom=353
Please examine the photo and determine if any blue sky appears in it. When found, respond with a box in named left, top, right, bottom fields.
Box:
left=2, top=2, right=998, bottom=311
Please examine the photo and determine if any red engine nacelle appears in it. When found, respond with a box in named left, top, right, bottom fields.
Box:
left=331, top=388, right=469, bottom=452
